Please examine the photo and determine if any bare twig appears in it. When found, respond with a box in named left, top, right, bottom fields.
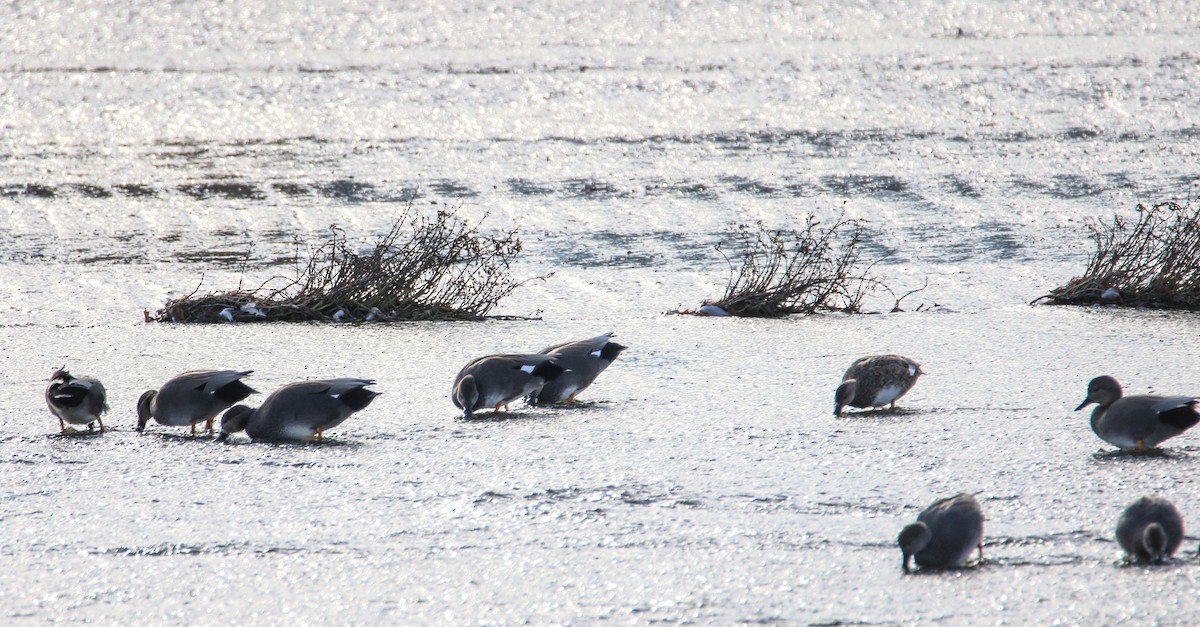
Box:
left=890, top=277, right=930, bottom=313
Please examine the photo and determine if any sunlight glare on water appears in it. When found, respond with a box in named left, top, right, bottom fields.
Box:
left=1, top=0, right=1199, bottom=623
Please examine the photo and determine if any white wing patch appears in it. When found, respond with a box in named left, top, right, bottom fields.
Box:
left=558, top=384, right=581, bottom=400
left=282, top=424, right=316, bottom=440
left=520, top=364, right=536, bottom=374
left=908, top=365, right=918, bottom=376
left=590, top=349, right=602, bottom=357
left=872, top=385, right=905, bottom=407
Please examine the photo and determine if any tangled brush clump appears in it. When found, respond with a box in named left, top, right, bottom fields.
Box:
left=695, top=213, right=888, bottom=317
left=1036, top=201, right=1200, bottom=309
left=150, top=206, right=532, bottom=323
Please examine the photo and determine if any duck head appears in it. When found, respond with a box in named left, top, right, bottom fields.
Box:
left=135, top=390, right=157, bottom=432
left=454, top=375, right=479, bottom=418
left=834, top=379, right=858, bottom=416
left=1075, top=375, right=1122, bottom=411
left=898, top=522, right=932, bottom=573
left=216, top=405, right=254, bottom=442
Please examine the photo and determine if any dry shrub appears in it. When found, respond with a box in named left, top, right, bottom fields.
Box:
left=150, top=206, right=532, bottom=323
left=1036, top=201, right=1200, bottom=309
left=697, top=214, right=885, bottom=317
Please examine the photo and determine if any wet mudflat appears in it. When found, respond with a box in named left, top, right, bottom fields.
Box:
left=3, top=307, right=1200, bottom=623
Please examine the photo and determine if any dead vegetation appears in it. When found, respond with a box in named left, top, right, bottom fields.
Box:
left=149, top=206, right=534, bottom=323
left=685, top=213, right=897, bottom=317
left=1035, top=201, right=1200, bottom=309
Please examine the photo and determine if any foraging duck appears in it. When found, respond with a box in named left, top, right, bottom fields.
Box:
left=1116, top=496, right=1184, bottom=564
left=530, top=332, right=626, bottom=404
left=835, top=355, right=923, bottom=416
left=217, top=378, right=379, bottom=443
left=45, top=368, right=109, bottom=433
left=1075, top=375, right=1199, bottom=452
left=898, top=493, right=985, bottom=573
left=452, top=354, right=566, bottom=418
left=137, top=370, right=256, bottom=435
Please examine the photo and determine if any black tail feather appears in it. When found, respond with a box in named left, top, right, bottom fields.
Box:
left=530, top=361, right=566, bottom=381
left=51, top=383, right=89, bottom=408
left=339, top=387, right=380, bottom=412
left=214, top=379, right=257, bottom=404
left=1160, top=401, right=1200, bottom=432
left=600, top=341, right=627, bottom=362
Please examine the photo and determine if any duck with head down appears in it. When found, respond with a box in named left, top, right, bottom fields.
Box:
left=218, top=378, right=379, bottom=443
left=453, top=354, right=566, bottom=418
left=137, top=370, right=257, bottom=435
left=529, top=332, right=626, bottom=405
left=835, top=355, right=923, bottom=416
left=898, top=493, right=984, bottom=573
left=1115, top=496, right=1184, bottom=564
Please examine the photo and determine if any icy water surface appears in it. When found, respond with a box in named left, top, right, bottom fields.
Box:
left=2, top=0, right=1200, bottom=623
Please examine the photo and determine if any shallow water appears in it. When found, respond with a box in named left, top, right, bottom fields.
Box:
left=2, top=1, right=1200, bottom=623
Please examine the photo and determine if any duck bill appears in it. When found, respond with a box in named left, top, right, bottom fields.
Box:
left=1073, top=399, right=1092, bottom=412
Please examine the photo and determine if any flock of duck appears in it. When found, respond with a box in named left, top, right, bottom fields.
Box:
left=45, top=332, right=627, bottom=442
left=867, top=356, right=1198, bottom=571
left=43, top=333, right=1200, bottom=572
